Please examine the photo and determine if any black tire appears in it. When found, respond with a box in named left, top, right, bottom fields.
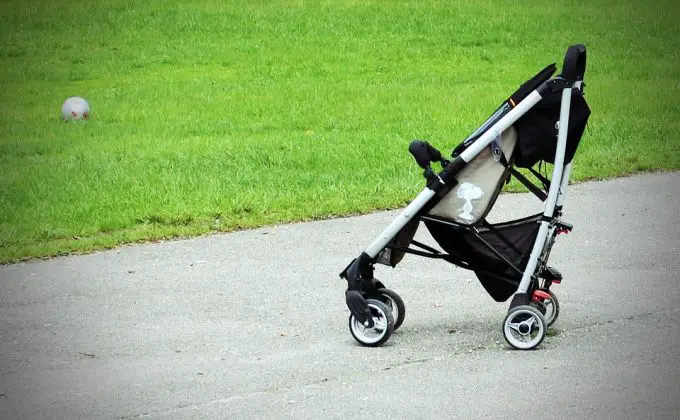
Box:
left=530, top=300, right=547, bottom=315
left=349, top=299, right=394, bottom=347
left=375, top=288, right=406, bottom=331
left=541, top=288, right=560, bottom=327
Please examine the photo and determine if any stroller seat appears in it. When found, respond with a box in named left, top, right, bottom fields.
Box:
left=428, top=126, right=518, bottom=225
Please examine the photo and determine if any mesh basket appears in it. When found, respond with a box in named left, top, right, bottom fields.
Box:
left=425, top=213, right=542, bottom=301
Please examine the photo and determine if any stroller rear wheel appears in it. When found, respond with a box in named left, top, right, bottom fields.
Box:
left=530, top=288, right=560, bottom=327
left=503, top=305, right=547, bottom=350
left=373, top=288, right=406, bottom=331
left=539, top=289, right=560, bottom=327
left=349, top=299, right=394, bottom=347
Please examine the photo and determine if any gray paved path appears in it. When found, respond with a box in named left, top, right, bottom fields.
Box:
left=1, top=172, right=679, bottom=419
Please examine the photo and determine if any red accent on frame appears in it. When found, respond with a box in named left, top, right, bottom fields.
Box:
left=532, top=290, right=552, bottom=301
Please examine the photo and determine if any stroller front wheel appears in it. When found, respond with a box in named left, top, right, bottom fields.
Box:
left=373, top=288, right=406, bottom=331
left=349, top=299, right=394, bottom=347
left=503, top=305, right=547, bottom=350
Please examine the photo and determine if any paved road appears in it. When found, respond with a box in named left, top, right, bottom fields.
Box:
left=1, top=172, right=679, bottom=419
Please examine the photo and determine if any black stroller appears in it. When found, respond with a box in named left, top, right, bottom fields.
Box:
left=340, top=45, right=591, bottom=350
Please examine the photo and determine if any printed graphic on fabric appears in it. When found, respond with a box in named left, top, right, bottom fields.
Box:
left=457, top=182, right=484, bottom=221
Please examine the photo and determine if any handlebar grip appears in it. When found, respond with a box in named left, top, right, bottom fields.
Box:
left=561, top=44, right=586, bottom=83
left=409, top=140, right=443, bottom=169
left=425, top=142, right=443, bottom=162
left=409, top=140, right=433, bottom=169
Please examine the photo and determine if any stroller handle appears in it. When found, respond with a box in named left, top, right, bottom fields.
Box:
left=408, top=140, right=450, bottom=174
left=561, top=44, right=586, bottom=83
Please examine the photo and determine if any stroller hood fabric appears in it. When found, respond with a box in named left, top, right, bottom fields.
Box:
left=514, top=87, right=591, bottom=168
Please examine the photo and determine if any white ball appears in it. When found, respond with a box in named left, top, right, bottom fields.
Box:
left=61, top=96, right=90, bottom=121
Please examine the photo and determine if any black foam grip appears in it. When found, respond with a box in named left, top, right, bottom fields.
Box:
left=561, top=44, right=586, bottom=83
left=409, top=140, right=444, bottom=169
left=425, top=142, right=443, bottom=162
left=409, top=140, right=433, bottom=169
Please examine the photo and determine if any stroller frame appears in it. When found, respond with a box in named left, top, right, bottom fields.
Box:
left=340, top=45, right=589, bottom=349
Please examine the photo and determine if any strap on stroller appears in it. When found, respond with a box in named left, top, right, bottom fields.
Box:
left=509, top=168, right=548, bottom=201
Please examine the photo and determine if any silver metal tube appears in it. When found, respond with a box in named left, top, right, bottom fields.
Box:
left=516, top=88, right=572, bottom=294
left=364, top=188, right=436, bottom=258
left=459, top=91, right=543, bottom=163
left=556, top=162, right=573, bottom=208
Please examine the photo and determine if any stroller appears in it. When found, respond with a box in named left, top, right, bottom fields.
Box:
left=340, top=45, right=591, bottom=350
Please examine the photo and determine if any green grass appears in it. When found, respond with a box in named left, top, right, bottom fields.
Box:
left=1, top=0, right=679, bottom=263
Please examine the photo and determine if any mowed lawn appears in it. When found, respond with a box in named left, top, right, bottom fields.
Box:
left=1, top=0, right=679, bottom=262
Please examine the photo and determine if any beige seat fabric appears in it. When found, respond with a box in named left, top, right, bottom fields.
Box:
left=428, top=127, right=517, bottom=225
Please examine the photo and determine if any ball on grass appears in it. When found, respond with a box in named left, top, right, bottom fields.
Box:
left=61, top=96, right=90, bottom=121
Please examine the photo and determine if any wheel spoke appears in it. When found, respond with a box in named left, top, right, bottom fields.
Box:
left=374, top=319, right=386, bottom=330
left=508, top=321, right=523, bottom=333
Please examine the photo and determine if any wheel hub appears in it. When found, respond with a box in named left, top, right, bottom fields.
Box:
left=518, top=323, right=531, bottom=334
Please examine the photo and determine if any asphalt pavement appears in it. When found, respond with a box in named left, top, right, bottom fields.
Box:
left=1, top=172, right=679, bottom=419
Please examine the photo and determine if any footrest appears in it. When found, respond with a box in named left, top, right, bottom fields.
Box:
left=556, top=221, right=573, bottom=234
left=541, top=266, right=563, bottom=282
left=346, top=290, right=374, bottom=328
